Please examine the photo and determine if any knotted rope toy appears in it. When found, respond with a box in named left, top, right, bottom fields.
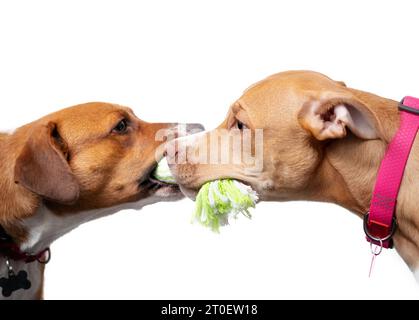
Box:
left=193, top=179, right=258, bottom=232
left=153, top=159, right=259, bottom=232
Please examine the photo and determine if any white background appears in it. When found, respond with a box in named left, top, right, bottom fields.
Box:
left=1, top=0, right=419, bottom=299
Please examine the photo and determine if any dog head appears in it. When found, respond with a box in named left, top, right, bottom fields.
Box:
left=13, top=102, right=196, bottom=212
left=169, top=71, right=388, bottom=202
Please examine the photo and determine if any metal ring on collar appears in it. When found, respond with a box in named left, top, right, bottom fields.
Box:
left=363, top=212, right=397, bottom=243
left=36, top=248, right=51, bottom=264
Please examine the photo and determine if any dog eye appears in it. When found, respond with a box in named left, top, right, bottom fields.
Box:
left=112, top=119, right=128, bottom=134
left=236, top=120, right=248, bottom=130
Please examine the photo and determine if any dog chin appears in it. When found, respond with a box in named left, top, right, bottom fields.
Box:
left=179, top=185, right=198, bottom=201
left=143, top=176, right=184, bottom=201
left=153, top=184, right=184, bottom=201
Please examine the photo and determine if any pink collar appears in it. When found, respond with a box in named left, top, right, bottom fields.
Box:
left=364, top=96, right=419, bottom=250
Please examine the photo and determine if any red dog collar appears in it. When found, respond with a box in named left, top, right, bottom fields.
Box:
left=364, top=96, right=419, bottom=249
left=0, top=225, right=50, bottom=264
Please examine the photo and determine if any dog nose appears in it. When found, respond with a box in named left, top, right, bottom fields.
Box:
left=185, top=123, right=205, bottom=134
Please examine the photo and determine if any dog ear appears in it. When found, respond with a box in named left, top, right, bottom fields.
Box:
left=298, top=97, right=379, bottom=141
left=14, top=122, right=80, bottom=204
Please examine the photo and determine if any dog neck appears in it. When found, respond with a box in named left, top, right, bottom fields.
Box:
left=309, top=93, right=419, bottom=273
left=0, top=196, right=158, bottom=300
left=1, top=130, right=141, bottom=299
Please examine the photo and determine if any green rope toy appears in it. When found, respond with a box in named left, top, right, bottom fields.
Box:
left=153, top=159, right=259, bottom=232
left=193, top=179, right=259, bottom=232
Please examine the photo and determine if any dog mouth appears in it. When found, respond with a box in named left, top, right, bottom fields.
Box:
left=178, top=178, right=256, bottom=202
left=138, top=161, right=182, bottom=198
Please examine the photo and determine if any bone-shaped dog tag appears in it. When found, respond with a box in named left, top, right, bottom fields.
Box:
left=0, top=268, right=32, bottom=297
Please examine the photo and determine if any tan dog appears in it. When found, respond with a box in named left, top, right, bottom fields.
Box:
left=0, top=102, right=202, bottom=299
left=169, top=70, right=419, bottom=281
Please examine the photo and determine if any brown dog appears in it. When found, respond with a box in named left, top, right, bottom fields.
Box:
left=169, top=70, right=419, bottom=281
left=0, top=102, right=202, bottom=299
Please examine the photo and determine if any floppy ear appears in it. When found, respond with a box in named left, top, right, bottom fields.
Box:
left=298, top=97, right=379, bottom=140
left=14, top=122, right=80, bottom=204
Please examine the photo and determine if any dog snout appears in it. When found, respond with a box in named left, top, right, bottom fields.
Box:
left=162, top=123, right=205, bottom=141
left=164, top=123, right=204, bottom=162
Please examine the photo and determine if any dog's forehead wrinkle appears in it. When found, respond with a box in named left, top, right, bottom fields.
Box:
left=57, top=113, right=128, bottom=147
